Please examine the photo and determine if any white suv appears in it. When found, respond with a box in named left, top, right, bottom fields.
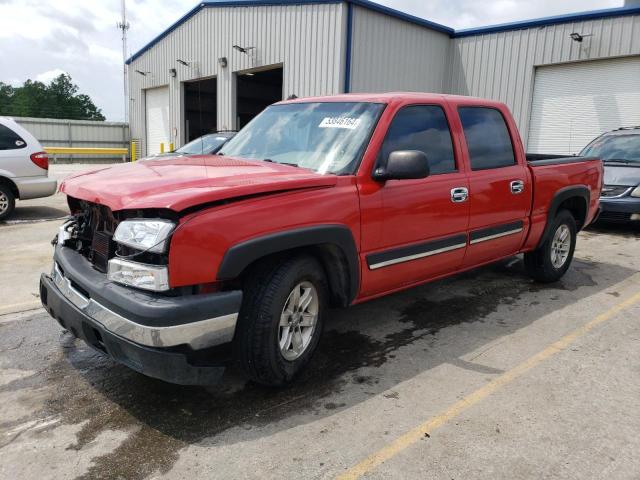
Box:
left=0, top=117, right=57, bottom=220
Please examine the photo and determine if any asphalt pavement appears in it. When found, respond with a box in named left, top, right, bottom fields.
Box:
left=1, top=165, right=639, bottom=479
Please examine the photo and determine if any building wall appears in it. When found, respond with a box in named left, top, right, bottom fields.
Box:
left=129, top=2, right=640, bottom=155
left=447, top=14, right=640, bottom=145
left=128, top=3, right=347, bottom=155
left=349, top=6, right=450, bottom=93
left=14, top=117, right=130, bottom=162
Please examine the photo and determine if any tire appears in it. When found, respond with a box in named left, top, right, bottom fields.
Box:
left=524, top=209, right=577, bottom=283
left=234, top=255, right=327, bottom=386
left=0, top=184, right=16, bottom=221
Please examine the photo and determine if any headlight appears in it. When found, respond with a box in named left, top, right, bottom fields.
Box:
left=113, top=219, right=175, bottom=253
left=108, top=258, right=169, bottom=291
left=631, top=186, right=640, bottom=198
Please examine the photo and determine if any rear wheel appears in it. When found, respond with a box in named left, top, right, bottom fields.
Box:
left=524, top=210, right=577, bottom=283
left=0, top=184, right=16, bottom=221
left=235, top=255, right=327, bottom=386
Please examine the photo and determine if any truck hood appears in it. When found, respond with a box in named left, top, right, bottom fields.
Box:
left=60, top=155, right=337, bottom=211
left=604, top=164, right=640, bottom=187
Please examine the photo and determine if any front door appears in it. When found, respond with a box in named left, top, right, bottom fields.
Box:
left=456, top=106, right=531, bottom=267
left=359, top=104, right=470, bottom=297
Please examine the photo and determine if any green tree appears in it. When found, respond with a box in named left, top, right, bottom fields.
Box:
left=0, top=74, right=105, bottom=120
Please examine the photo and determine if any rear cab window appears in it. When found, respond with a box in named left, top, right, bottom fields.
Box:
left=458, top=107, right=515, bottom=170
left=0, top=124, right=27, bottom=150
left=380, top=105, right=457, bottom=175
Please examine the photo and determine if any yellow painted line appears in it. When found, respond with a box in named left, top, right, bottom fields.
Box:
left=44, top=147, right=128, bottom=155
left=337, top=289, right=640, bottom=480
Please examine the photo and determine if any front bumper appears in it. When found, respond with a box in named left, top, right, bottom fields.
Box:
left=15, top=175, right=57, bottom=200
left=40, top=245, right=243, bottom=384
left=598, top=196, right=640, bottom=222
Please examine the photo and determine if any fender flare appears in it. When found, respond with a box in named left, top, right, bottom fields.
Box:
left=217, top=225, right=360, bottom=303
left=537, top=185, right=590, bottom=248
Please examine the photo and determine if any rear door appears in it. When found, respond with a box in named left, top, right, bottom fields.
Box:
left=358, top=103, right=470, bottom=296
left=456, top=105, right=531, bottom=267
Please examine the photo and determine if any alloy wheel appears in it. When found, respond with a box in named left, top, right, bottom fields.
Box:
left=550, top=224, right=571, bottom=268
left=278, top=281, right=319, bottom=361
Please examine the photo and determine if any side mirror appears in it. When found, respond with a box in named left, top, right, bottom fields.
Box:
left=373, top=150, right=430, bottom=181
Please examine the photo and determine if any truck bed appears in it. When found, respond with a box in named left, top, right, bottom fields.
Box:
left=522, top=155, right=603, bottom=251
left=526, top=153, right=600, bottom=166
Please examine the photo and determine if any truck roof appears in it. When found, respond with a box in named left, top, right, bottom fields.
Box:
left=277, top=92, right=505, bottom=107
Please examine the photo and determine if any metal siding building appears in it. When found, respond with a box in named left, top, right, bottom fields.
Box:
left=348, top=5, right=451, bottom=93
left=448, top=11, right=640, bottom=152
left=127, top=0, right=640, bottom=156
left=128, top=2, right=349, bottom=155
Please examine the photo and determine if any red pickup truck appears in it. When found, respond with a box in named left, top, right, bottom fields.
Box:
left=40, top=93, right=603, bottom=386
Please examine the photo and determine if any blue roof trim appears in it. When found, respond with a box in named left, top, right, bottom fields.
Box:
left=125, top=0, right=452, bottom=64
left=126, top=2, right=204, bottom=64
left=126, top=1, right=640, bottom=64
left=348, top=0, right=453, bottom=34
left=126, top=1, right=341, bottom=64
left=454, top=5, right=640, bottom=37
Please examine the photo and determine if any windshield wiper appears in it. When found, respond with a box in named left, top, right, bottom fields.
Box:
left=263, top=158, right=299, bottom=168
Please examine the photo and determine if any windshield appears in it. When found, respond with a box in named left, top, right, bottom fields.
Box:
left=219, top=102, right=385, bottom=174
left=176, top=134, right=230, bottom=155
left=580, top=134, right=640, bottom=164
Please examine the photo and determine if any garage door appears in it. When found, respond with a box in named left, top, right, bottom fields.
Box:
left=145, top=86, right=170, bottom=156
left=528, top=56, right=640, bottom=155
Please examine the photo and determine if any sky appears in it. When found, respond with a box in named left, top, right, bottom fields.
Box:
left=0, top=0, right=624, bottom=121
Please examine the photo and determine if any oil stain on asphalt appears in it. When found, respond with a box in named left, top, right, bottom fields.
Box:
left=1, top=257, right=610, bottom=479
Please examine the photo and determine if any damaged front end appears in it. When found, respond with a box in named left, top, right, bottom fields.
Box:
left=41, top=196, right=243, bottom=385
left=56, top=197, right=176, bottom=274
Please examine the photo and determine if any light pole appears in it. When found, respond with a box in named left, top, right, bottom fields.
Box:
left=117, top=0, right=130, bottom=123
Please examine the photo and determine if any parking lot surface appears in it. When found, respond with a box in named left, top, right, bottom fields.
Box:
left=1, top=165, right=639, bottom=479
left=0, top=164, right=111, bottom=316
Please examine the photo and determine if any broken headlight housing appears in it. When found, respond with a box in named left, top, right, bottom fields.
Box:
left=113, top=219, right=176, bottom=253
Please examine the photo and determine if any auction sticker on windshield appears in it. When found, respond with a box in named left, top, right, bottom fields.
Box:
left=319, top=117, right=361, bottom=129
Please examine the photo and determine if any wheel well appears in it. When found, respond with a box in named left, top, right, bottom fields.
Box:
left=238, top=245, right=354, bottom=308
left=535, top=187, right=590, bottom=250
left=0, top=176, right=19, bottom=199
left=557, top=196, right=587, bottom=230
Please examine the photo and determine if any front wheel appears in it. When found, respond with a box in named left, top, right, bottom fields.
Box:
left=524, top=209, right=577, bottom=283
left=234, top=255, right=327, bottom=386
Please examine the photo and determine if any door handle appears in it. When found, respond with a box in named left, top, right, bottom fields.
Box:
left=510, top=180, right=525, bottom=194
left=451, top=187, right=469, bottom=203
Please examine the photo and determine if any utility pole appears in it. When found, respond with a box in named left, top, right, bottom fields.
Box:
left=117, top=0, right=130, bottom=122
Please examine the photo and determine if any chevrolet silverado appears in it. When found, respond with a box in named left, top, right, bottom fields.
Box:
left=40, top=93, right=603, bottom=386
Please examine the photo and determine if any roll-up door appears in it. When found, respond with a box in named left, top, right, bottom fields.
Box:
left=528, top=57, right=640, bottom=154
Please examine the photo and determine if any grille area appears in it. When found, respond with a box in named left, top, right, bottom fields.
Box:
left=66, top=197, right=172, bottom=273
left=72, top=199, right=120, bottom=273
left=91, top=231, right=116, bottom=272
left=601, top=185, right=630, bottom=198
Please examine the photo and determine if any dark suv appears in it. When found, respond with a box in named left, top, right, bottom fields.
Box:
left=581, top=127, right=640, bottom=223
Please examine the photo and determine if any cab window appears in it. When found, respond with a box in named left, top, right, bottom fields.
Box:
left=458, top=107, right=515, bottom=170
left=380, top=105, right=456, bottom=175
